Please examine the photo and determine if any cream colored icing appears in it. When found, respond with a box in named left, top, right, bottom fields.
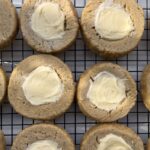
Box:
left=31, top=2, right=65, bottom=40
left=22, top=66, right=64, bottom=105
left=87, top=71, right=126, bottom=111
left=95, top=0, right=134, bottom=40
left=26, top=140, right=62, bottom=150
left=97, top=134, right=133, bottom=150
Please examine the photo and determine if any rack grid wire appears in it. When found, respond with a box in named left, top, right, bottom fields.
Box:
left=0, top=0, right=150, bottom=149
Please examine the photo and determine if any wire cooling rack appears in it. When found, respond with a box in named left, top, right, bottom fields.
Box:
left=0, top=0, right=149, bottom=149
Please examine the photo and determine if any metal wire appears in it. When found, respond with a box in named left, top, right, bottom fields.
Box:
left=0, top=0, right=149, bottom=149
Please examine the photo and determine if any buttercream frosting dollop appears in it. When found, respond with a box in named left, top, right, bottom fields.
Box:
left=87, top=71, right=126, bottom=111
left=97, top=134, right=133, bottom=150
left=22, top=66, right=64, bottom=105
left=26, top=140, right=62, bottom=150
left=95, top=0, right=134, bottom=40
left=31, top=2, right=65, bottom=40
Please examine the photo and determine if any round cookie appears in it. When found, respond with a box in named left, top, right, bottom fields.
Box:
left=77, top=63, right=137, bottom=122
left=8, top=54, right=75, bottom=120
left=141, top=64, right=150, bottom=111
left=0, top=130, right=5, bottom=150
left=81, top=0, right=144, bottom=58
left=20, top=0, right=79, bottom=53
left=11, top=124, right=75, bottom=150
left=147, top=138, right=150, bottom=150
left=0, top=0, right=18, bottom=49
left=0, top=66, right=7, bottom=104
left=81, top=124, right=144, bottom=150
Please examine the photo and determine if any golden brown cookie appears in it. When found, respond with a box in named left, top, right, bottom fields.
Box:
left=81, top=0, right=144, bottom=58
left=141, top=64, right=150, bottom=111
left=0, top=130, right=5, bottom=150
left=20, top=0, right=79, bottom=53
left=147, top=138, right=150, bottom=150
left=0, top=66, right=7, bottom=104
left=11, top=124, right=75, bottom=150
left=77, top=63, right=137, bottom=122
left=0, top=0, right=18, bottom=49
left=8, top=54, right=75, bottom=120
left=81, top=124, right=144, bottom=150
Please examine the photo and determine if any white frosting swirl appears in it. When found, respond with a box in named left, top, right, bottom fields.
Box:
left=31, top=2, right=65, bottom=40
left=87, top=71, right=126, bottom=111
left=95, top=0, right=134, bottom=40
left=26, top=140, right=62, bottom=150
left=98, top=134, right=133, bottom=150
left=22, top=66, right=64, bottom=105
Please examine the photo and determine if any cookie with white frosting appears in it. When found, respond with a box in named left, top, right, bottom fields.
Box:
left=77, top=63, right=136, bottom=122
left=11, top=124, right=75, bottom=150
left=20, top=0, right=79, bottom=53
left=81, top=0, right=144, bottom=58
left=0, top=0, right=18, bottom=49
left=81, top=124, right=144, bottom=150
left=8, top=54, right=75, bottom=120
left=0, top=130, right=5, bottom=150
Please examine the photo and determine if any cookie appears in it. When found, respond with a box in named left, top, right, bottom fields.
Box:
left=8, top=55, right=75, bottom=120
left=77, top=63, right=136, bottom=122
left=0, top=0, right=18, bottom=49
left=81, top=124, right=144, bottom=150
left=0, top=130, right=5, bottom=150
left=20, top=0, right=79, bottom=53
left=81, top=0, right=144, bottom=58
left=141, top=65, right=150, bottom=111
left=11, top=124, right=75, bottom=150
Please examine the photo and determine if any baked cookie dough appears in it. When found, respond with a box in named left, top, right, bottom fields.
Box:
left=81, top=0, right=144, bottom=58
left=80, top=124, right=144, bottom=150
left=147, top=138, right=150, bottom=150
left=141, top=65, right=150, bottom=111
left=77, top=63, right=137, bottom=122
left=20, top=0, right=79, bottom=53
left=11, top=124, right=75, bottom=150
left=8, top=54, right=75, bottom=120
left=0, top=66, right=7, bottom=104
left=0, top=130, right=5, bottom=150
left=0, top=0, right=18, bottom=49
